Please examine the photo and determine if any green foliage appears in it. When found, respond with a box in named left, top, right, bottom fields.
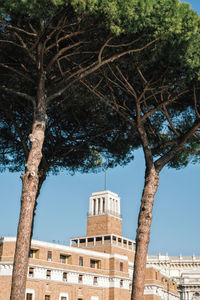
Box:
left=1, top=0, right=200, bottom=176
left=0, top=1, right=138, bottom=176
left=80, top=0, right=200, bottom=171
left=2, top=0, right=197, bottom=37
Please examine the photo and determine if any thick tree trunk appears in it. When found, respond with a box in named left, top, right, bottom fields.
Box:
left=10, top=117, right=46, bottom=300
left=131, top=166, right=159, bottom=300
left=30, top=171, right=47, bottom=242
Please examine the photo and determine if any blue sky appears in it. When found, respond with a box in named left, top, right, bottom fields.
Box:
left=1, top=0, right=200, bottom=256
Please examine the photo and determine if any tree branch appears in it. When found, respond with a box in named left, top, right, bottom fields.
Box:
left=0, top=86, right=35, bottom=104
left=1, top=21, right=37, bottom=36
left=155, top=119, right=200, bottom=172
left=141, top=89, right=190, bottom=121
left=46, top=41, right=84, bottom=72
left=46, top=37, right=160, bottom=103
left=0, top=63, right=35, bottom=83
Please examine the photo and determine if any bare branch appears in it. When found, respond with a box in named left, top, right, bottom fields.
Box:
left=98, top=37, right=114, bottom=64
left=162, top=106, right=180, bottom=136
left=0, top=86, right=35, bottom=104
left=13, top=31, right=36, bottom=62
left=155, top=119, right=200, bottom=172
left=137, top=66, right=148, bottom=84
left=141, top=90, right=190, bottom=121
left=46, top=37, right=161, bottom=103
left=46, top=41, right=84, bottom=72
left=29, top=23, right=37, bottom=34
left=1, top=21, right=37, bottom=36
left=0, top=40, right=25, bottom=49
left=46, top=31, right=85, bottom=51
left=0, top=63, right=35, bottom=83
left=80, top=79, right=136, bottom=128
left=115, top=65, right=138, bottom=99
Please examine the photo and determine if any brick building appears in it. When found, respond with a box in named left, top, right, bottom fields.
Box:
left=0, top=190, right=180, bottom=300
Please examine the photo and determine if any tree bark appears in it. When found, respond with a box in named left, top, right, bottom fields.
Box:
left=10, top=116, right=46, bottom=300
left=131, top=166, right=159, bottom=300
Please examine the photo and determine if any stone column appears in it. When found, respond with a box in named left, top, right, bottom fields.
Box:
left=90, top=198, right=94, bottom=216
left=100, top=198, right=103, bottom=215
left=95, top=199, right=98, bottom=215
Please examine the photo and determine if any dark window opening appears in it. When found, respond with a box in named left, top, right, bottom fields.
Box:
left=63, top=272, right=67, bottom=281
left=90, top=259, right=101, bottom=269
left=28, top=267, right=34, bottom=277
left=79, top=256, right=83, bottom=266
left=47, top=251, right=52, bottom=261
left=78, top=274, right=83, bottom=283
left=120, top=262, right=123, bottom=272
left=26, top=294, right=33, bottom=300
left=93, top=276, right=98, bottom=285
left=46, top=269, right=51, bottom=279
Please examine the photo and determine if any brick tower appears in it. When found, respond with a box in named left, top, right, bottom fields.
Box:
left=86, top=190, right=122, bottom=236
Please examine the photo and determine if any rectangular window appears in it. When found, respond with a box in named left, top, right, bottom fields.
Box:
left=63, top=272, right=67, bottom=281
left=88, top=237, right=94, bottom=243
left=46, top=269, right=51, bottom=279
left=45, top=296, right=50, bottom=300
left=28, top=267, right=34, bottom=277
left=79, top=256, right=83, bottom=266
left=120, top=262, right=123, bottom=272
left=93, top=276, right=98, bottom=285
left=60, top=254, right=66, bottom=264
left=80, top=239, right=85, bottom=244
left=60, top=254, right=71, bottom=264
left=61, top=298, right=67, bottom=300
left=47, top=251, right=52, bottom=261
left=96, top=237, right=102, bottom=242
left=90, top=259, right=101, bottom=269
left=26, top=294, right=33, bottom=300
left=29, top=249, right=39, bottom=259
left=120, top=279, right=123, bottom=287
left=78, top=274, right=83, bottom=283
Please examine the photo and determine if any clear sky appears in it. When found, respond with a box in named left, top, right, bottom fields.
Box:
left=0, top=0, right=200, bottom=256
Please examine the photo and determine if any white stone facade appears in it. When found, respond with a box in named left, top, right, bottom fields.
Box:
left=147, top=254, right=200, bottom=299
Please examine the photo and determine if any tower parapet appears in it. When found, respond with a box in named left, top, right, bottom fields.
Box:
left=88, top=190, right=121, bottom=218
left=87, top=190, right=122, bottom=236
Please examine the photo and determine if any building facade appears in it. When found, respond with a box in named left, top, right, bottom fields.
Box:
left=0, top=190, right=196, bottom=299
left=147, top=254, right=200, bottom=299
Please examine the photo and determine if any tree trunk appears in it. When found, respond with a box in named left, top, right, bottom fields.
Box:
left=131, top=166, right=159, bottom=300
left=30, top=171, right=47, bottom=243
left=10, top=117, right=46, bottom=300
